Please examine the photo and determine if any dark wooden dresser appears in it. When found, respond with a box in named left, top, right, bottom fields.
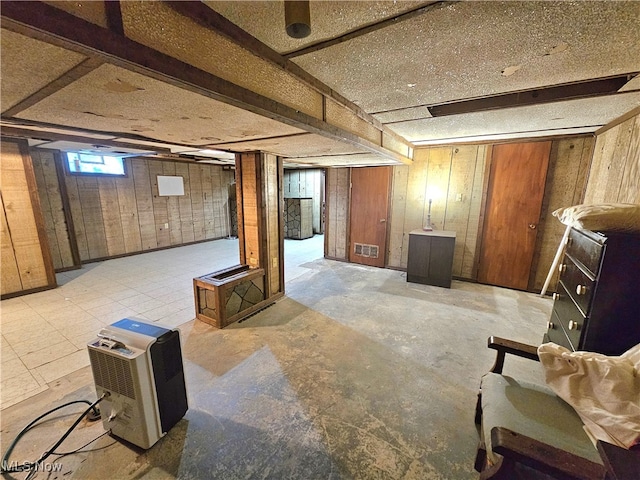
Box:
left=545, top=227, right=640, bottom=355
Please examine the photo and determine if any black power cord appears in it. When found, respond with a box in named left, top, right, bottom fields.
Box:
left=1, top=394, right=107, bottom=479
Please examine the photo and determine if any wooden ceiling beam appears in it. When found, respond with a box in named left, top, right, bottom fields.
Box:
left=2, top=57, right=104, bottom=117
left=165, top=1, right=412, bottom=157
left=427, top=74, right=636, bottom=117
left=1, top=1, right=412, bottom=164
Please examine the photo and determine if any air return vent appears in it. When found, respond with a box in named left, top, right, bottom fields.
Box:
left=354, top=243, right=379, bottom=258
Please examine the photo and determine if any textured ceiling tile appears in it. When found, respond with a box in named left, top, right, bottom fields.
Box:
left=0, top=29, right=86, bottom=111
left=287, top=152, right=400, bottom=167
left=620, top=74, right=640, bottom=92
left=215, top=133, right=365, bottom=157
left=42, top=0, right=108, bottom=28
left=293, top=1, right=640, bottom=114
left=120, top=1, right=323, bottom=119
left=389, top=93, right=640, bottom=143
left=204, top=0, right=430, bottom=54
left=16, top=64, right=305, bottom=146
left=374, top=105, right=433, bottom=124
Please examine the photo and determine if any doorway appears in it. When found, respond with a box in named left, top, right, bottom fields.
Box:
left=348, top=166, right=392, bottom=268
left=477, top=141, right=551, bottom=290
left=283, top=168, right=325, bottom=282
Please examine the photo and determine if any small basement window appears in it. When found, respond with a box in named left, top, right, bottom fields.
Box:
left=66, top=152, right=126, bottom=176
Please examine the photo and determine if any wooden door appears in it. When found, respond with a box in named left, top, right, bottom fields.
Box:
left=478, top=141, right=551, bottom=290
left=349, top=166, right=391, bottom=268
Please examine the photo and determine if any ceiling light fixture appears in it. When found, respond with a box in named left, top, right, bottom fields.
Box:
left=285, top=0, right=311, bottom=39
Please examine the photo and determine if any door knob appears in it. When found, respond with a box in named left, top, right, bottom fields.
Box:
left=380, top=218, right=386, bottom=223
left=568, top=320, right=579, bottom=330
left=576, top=285, right=587, bottom=295
left=528, top=223, right=537, bottom=230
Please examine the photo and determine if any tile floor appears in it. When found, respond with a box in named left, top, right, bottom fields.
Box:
left=0, top=235, right=324, bottom=410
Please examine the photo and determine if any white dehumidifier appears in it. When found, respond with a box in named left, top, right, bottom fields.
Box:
left=87, top=318, right=188, bottom=449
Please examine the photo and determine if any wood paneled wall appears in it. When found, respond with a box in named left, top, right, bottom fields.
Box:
left=531, top=136, right=592, bottom=291
left=31, top=149, right=77, bottom=270
left=389, top=145, right=487, bottom=278
left=33, top=150, right=235, bottom=263
left=584, top=109, right=640, bottom=204
left=325, top=168, right=350, bottom=260
left=324, top=136, right=594, bottom=290
left=283, top=169, right=323, bottom=233
left=1, top=140, right=56, bottom=296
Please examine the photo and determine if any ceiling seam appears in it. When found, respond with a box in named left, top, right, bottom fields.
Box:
left=411, top=127, right=604, bottom=145
left=211, top=132, right=312, bottom=146
left=283, top=1, right=456, bottom=59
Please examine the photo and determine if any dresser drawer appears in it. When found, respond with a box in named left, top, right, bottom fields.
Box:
left=565, top=228, right=603, bottom=277
left=547, top=308, right=572, bottom=350
left=552, top=282, right=585, bottom=350
left=558, top=259, right=595, bottom=315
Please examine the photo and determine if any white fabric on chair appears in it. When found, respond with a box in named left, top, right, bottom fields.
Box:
left=538, top=342, right=640, bottom=449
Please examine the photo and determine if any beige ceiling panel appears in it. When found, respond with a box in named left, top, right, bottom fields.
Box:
left=215, top=133, right=366, bottom=157
left=16, top=64, right=305, bottom=146
left=110, top=138, right=205, bottom=153
left=43, top=1, right=108, bottom=28
left=413, top=127, right=598, bottom=146
left=620, top=74, right=640, bottom=92
left=374, top=105, right=433, bottom=124
left=288, top=153, right=401, bottom=167
left=293, top=1, right=640, bottom=114
left=204, top=0, right=430, bottom=54
left=390, top=93, right=640, bottom=143
left=325, top=98, right=381, bottom=146
left=120, top=1, right=323, bottom=120
left=0, top=122, right=116, bottom=140
left=0, top=29, right=87, bottom=111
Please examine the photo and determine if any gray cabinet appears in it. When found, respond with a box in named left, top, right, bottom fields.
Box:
left=407, top=230, right=456, bottom=288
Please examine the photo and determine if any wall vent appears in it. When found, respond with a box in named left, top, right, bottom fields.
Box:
left=353, top=243, right=379, bottom=258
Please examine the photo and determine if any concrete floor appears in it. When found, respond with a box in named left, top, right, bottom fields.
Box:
left=0, top=235, right=553, bottom=479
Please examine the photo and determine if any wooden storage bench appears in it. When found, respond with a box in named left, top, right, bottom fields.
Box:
left=194, top=264, right=271, bottom=328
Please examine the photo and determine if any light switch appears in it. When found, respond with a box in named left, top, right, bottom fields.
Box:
left=456, top=193, right=463, bottom=202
